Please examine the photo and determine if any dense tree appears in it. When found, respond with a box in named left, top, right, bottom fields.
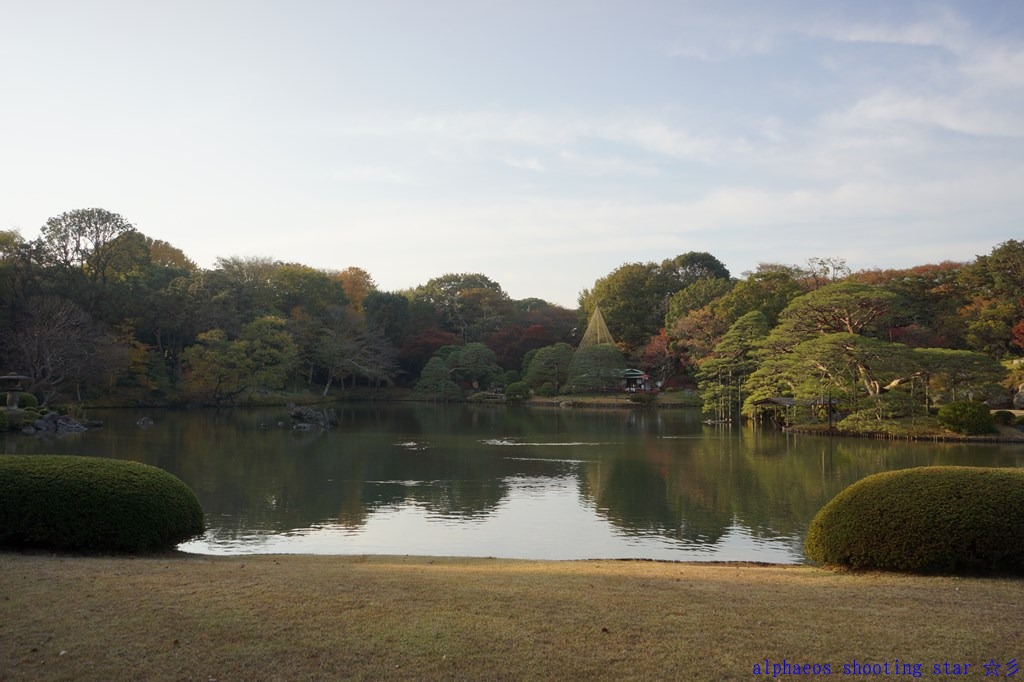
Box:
left=316, top=308, right=382, bottom=393
left=743, top=333, right=918, bottom=420
left=1, top=296, right=111, bottom=404
left=697, top=311, right=769, bottom=419
left=1013, top=318, right=1024, bottom=352
left=851, top=262, right=967, bottom=348
left=334, top=267, right=376, bottom=315
left=364, top=291, right=411, bottom=347
left=181, top=329, right=249, bottom=404
left=565, top=344, right=626, bottom=393
left=35, top=208, right=136, bottom=288
left=270, top=263, right=348, bottom=318
left=484, top=298, right=576, bottom=370
left=280, top=300, right=400, bottom=393
left=0, top=230, right=26, bottom=329
left=959, top=298, right=1018, bottom=359
left=638, top=330, right=683, bottom=387
left=3, top=205, right=1021, bottom=411
left=354, top=330, right=400, bottom=389
left=135, top=273, right=202, bottom=378
left=413, top=273, right=511, bottom=342
left=742, top=282, right=1008, bottom=421
left=412, top=342, right=500, bottom=398
left=241, top=317, right=299, bottom=392
left=414, top=356, right=464, bottom=400
left=446, top=342, right=501, bottom=389
left=912, top=348, right=1006, bottom=404
left=399, top=327, right=462, bottom=380
left=523, top=343, right=574, bottom=393
left=194, top=257, right=279, bottom=335
left=148, top=238, right=197, bottom=271
left=804, top=257, right=851, bottom=290
left=742, top=283, right=920, bottom=420
left=657, top=252, right=730, bottom=291
left=579, top=262, right=662, bottom=348
left=668, top=307, right=730, bottom=364
left=29, top=210, right=156, bottom=323
left=664, top=277, right=733, bottom=329
left=485, top=323, right=555, bottom=370
left=181, top=317, right=298, bottom=405
left=956, top=241, right=1024, bottom=358
left=960, top=239, right=1024, bottom=299
left=582, top=252, right=730, bottom=350
left=770, top=282, right=899, bottom=342
left=711, top=267, right=805, bottom=328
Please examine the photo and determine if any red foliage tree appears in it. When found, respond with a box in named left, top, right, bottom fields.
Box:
left=639, top=329, right=682, bottom=386
left=1011, top=319, right=1024, bottom=351
left=399, top=328, right=462, bottom=378
left=485, top=324, right=555, bottom=369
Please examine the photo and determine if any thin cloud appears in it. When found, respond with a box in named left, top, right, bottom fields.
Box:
left=502, top=157, right=547, bottom=173
left=828, top=90, right=1024, bottom=138
left=333, top=166, right=415, bottom=185
left=807, top=9, right=970, bottom=52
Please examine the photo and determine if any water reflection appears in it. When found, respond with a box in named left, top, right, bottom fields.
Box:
left=3, top=404, right=1022, bottom=562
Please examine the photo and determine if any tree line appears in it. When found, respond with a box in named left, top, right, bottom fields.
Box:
left=1, top=208, right=1021, bottom=415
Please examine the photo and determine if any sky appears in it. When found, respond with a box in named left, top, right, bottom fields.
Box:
left=2, top=1, right=1023, bottom=308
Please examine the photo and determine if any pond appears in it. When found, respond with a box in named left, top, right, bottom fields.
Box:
left=3, top=403, right=1022, bottom=562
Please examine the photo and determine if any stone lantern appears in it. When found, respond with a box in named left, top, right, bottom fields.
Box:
left=0, top=373, right=31, bottom=409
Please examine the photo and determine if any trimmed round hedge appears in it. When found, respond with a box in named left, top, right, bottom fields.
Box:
left=805, top=466, right=1024, bottom=574
left=504, top=382, right=531, bottom=402
left=0, top=455, right=205, bottom=553
left=1, top=392, right=38, bottom=409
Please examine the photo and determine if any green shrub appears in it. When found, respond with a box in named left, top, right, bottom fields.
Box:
left=936, top=401, right=995, bottom=435
left=628, top=392, right=658, bottom=405
left=0, top=392, right=38, bottom=409
left=805, top=466, right=1024, bottom=574
left=535, top=382, right=558, bottom=397
left=1016, top=415, right=1024, bottom=427
left=0, top=455, right=205, bottom=553
left=504, top=382, right=531, bottom=402
left=992, top=410, right=1015, bottom=425
left=7, top=408, right=39, bottom=429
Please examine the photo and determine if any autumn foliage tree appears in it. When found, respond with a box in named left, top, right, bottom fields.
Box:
left=1013, top=318, right=1024, bottom=351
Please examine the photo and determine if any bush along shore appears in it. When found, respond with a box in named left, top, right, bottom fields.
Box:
left=0, top=455, right=204, bottom=553
left=5, top=395, right=1024, bottom=445
left=806, top=466, right=1024, bottom=574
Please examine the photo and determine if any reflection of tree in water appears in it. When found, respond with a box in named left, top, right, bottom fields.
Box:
left=194, top=435, right=513, bottom=540
left=160, top=404, right=595, bottom=541
left=581, top=456, right=730, bottom=545
left=580, top=429, right=902, bottom=547
left=369, top=479, right=509, bottom=519
left=18, top=404, right=1024, bottom=551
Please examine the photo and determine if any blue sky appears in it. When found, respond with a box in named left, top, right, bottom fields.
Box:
left=2, top=1, right=1022, bottom=307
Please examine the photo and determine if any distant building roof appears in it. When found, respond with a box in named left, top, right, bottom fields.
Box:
left=752, top=397, right=799, bottom=407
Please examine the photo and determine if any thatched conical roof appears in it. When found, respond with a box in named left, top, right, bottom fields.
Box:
left=578, top=304, right=615, bottom=348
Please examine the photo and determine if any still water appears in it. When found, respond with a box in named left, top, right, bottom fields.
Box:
left=3, top=403, right=1022, bottom=562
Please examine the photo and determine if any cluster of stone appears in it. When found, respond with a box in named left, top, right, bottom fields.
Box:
left=289, top=406, right=339, bottom=430
left=21, top=412, right=99, bottom=435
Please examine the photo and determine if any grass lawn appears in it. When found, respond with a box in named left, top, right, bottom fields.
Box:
left=2, top=553, right=1022, bottom=681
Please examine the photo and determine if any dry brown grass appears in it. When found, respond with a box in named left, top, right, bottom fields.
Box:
left=2, top=553, right=1022, bottom=681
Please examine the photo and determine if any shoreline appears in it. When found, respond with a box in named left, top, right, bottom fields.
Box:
left=15, top=397, right=1023, bottom=444
left=782, top=423, right=1024, bottom=443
